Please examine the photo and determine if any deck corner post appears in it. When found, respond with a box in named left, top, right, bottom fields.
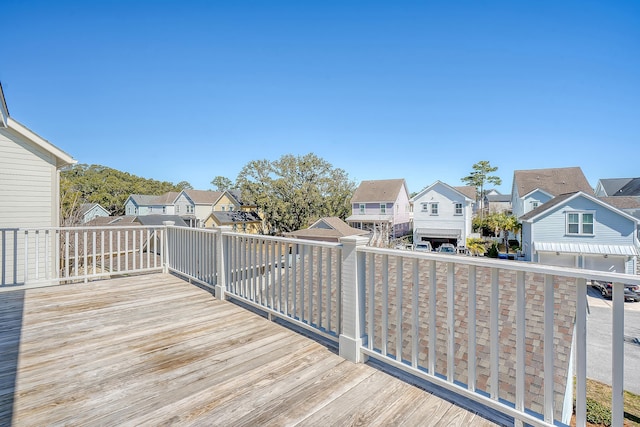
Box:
left=162, top=221, right=175, bottom=274
left=215, top=226, right=232, bottom=300
left=338, top=235, right=369, bottom=363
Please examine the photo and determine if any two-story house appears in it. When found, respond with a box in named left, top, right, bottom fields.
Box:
left=520, top=191, right=639, bottom=273
left=511, top=167, right=594, bottom=219
left=124, top=192, right=179, bottom=217
left=411, top=181, right=476, bottom=250
left=484, top=189, right=512, bottom=214
left=346, top=179, right=411, bottom=246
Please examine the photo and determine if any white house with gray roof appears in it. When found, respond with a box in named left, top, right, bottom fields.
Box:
left=411, top=181, right=476, bottom=250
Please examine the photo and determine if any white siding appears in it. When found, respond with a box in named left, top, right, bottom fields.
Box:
left=412, top=183, right=472, bottom=243
left=0, top=128, right=57, bottom=228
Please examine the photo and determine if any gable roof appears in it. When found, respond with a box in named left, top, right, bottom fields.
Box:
left=128, top=194, right=164, bottom=206
left=351, top=179, right=408, bottom=203
left=0, top=82, right=75, bottom=168
left=183, top=189, right=223, bottom=205
left=135, top=215, right=188, bottom=227
left=410, top=180, right=476, bottom=202
left=513, top=167, right=593, bottom=198
left=486, top=194, right=512, bottom=203
left=208, top=211, right=262, bottom=225
left=596, top=178, right=633, bottom=196
left=520, top=191, right=640, bottom=223
left=453, top=185, right=477, bottom=200
left=598, top=196, right=640, bottom=210
left=616, top=178, right=640, bottom=196
left=80, top=203, right=110, bottom=215
left=285, top=217, right=369, bottom=241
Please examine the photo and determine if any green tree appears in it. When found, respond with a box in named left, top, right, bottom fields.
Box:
left=210, top=176, right=235, bottom=191
left=484, top=212, right=521, bottom=253
left=60, top=164, right=190, bottom=220
left=236, top=153, right=356, bottom=234
left=461, top=160, right=502, bottom=215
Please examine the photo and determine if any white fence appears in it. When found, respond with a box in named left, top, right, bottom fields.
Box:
left=2, top=225, right=637, bottom=427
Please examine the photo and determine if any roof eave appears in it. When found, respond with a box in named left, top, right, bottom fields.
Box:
left=6, top=117, right=76, bottom=168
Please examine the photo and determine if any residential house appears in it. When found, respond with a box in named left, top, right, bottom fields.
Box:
left=520, top=191, right=639, bottom=273
left=79, top=203, right=110, bottom=224
left=124, top=192, right=179, bottom=216
left=284, top=217, right=369, bottom=243
left=346, top=179, right=412, bottom=246
left=411, top=181, right=476, bottom=250
left=484, top=189, right=512, bottom=214
left=511, top=167, right=594, bottom=219
left=0, top=83, right=76, bottom=229
left=204, top=211, right=262, bottom=233
left=594, top=177, right=640, bottom=197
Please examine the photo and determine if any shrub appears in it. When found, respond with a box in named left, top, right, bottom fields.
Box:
left=585, top=398, right=612, bottom=426
left=486, top=242, right=499, bottom=258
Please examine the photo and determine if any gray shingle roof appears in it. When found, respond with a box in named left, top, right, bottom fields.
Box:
left=184, top=189, right=223, bottom=204
left=351, top=179, right=407, bottom=203
left=597, top=178, right=633, bottom=196
left=513, top=167, right=593, bottom=197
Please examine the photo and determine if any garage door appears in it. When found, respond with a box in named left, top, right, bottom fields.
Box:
left=539, top=253, right=576, bottom=268
left=583, top=255, right=625, bottom=274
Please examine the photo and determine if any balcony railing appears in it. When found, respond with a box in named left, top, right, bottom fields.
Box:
left=1, top=224, right=638, bottom=427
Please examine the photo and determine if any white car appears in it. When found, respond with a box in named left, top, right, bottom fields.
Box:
left=414, top=242, right=433, bottom=252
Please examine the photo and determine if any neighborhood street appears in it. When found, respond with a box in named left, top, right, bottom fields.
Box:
left=586, top=286, right=640, bottom=395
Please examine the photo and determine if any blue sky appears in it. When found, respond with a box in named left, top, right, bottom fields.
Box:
left=3, top=1, right=639, bottom=195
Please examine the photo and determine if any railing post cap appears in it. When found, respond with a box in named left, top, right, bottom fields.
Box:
left=340, top=235, right=369, bottom=246
left=216, top=225, right=233, bottom=232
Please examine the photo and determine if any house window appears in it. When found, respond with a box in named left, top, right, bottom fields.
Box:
left=135, top=207, right=138, bottom=215
left=221, top=206, right=225, bottom=211
left=187, top=205, right=194, bottom=214
left=531, top=201, right=539, bottom=210
left=421, top=203, right=428, bottom=212
left=455, top=203, right=463, bottom=215
left=359, top=204, right=365, bottom=214
left=431, top=203, right=439, bottom=215
left=162, top=207, right=166, bottom=214
left=567, top=212, right=594, bottom=235
left=380, top=204, right=386, bottom=214
left=176, top=205, right=180, bottom=213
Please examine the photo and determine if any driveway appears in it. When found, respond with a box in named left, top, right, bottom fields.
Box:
left=586, top=286, right=640, bottom=395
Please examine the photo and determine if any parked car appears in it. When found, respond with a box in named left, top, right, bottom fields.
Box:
left=414, top=242, right=433, bottom=252
left=591, top=281, right=640, bottom=302
left=437, top=243, right=456, bottom=254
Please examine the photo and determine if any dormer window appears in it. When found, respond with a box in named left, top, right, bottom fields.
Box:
left=359, top=204, right=365, bottom=214
left=380, top=204, right=386, bottom=214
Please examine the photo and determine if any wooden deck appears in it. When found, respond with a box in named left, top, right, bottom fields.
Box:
left=0, top=273, right=501, bottom=426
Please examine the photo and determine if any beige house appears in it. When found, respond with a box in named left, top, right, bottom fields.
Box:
left=0, top=83, right=76, bottom=229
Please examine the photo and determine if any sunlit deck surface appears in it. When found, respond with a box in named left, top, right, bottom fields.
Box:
left=1, top=273, right=500, bottom=426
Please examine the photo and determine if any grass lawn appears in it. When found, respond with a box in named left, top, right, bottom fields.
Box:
left=573, top=378, right=640, bottom=426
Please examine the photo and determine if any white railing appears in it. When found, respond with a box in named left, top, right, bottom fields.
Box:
left=0, top=226, right=165, bottom=287
left=2, top=224, right=636, bottom=426
left=221, top=231, right=342, bottom=342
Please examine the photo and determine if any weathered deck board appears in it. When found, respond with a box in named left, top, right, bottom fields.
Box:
left=0, top=273, right=501, bottom=426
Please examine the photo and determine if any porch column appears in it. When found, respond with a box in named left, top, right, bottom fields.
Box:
left=339, top=235, right=369, bottom=363
left=215, top=226, right=233, bottom=300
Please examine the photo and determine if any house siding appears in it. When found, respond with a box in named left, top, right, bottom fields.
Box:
left=524, top=195, right=639, bottom=273
left=412, top=183, right=473, bottom=246
left=0, top=128, right=57, bottom=228
left=520, top=190, right=553, bottom=218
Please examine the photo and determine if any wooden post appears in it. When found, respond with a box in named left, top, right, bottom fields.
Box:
left=215, top=226, right=232, bottom=300
left=339, top=235, right=369, bottom=363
